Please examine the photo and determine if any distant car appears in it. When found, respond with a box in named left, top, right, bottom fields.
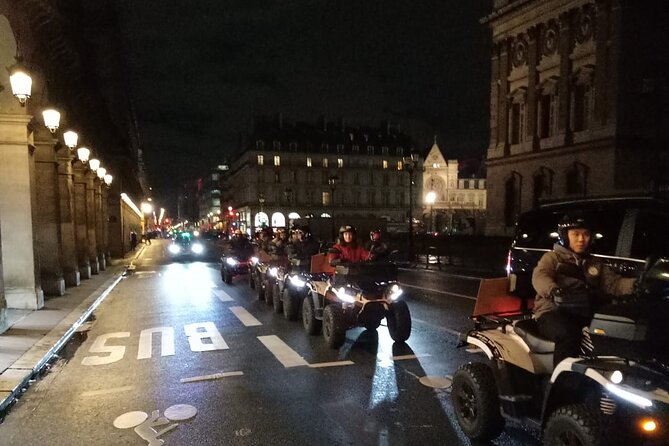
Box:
left=167, top=232, right=205, bottom=260
left=508, top=195, right=668, bottom=304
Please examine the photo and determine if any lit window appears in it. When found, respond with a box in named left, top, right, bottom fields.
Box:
left=381, top=146, right=389, bottom=155
left=323, top=158, right=329, bottom=168
left=383, top=160, right=388, bottom=169
left=432, top=163, right=440, bottom=168
left=307, top=157, right=312, bottom=167
left=397, top=161, right=403, bottom=170
left=338, top=158, right=344, bottom=168
left=257, top=155, right=264, bottom=166
left=274, top=155, right=280, bottom=166
left=322, top=191, right=331, bottom=206
left=396, top=147, right=404, bottom=156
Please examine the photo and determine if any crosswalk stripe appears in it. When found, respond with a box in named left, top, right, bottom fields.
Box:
left=213, top=289, right=234, bottom=302
left=180, top=371, right=244, bottom=383
left=391, top=354, right=431, bottom=361
left=308, top=360, right=355, bottom=368
left=257, top=335, right=309, bottom=368
left=230, top=306, right=262, bottom=326
left=81, top=385, right=134, bottom=397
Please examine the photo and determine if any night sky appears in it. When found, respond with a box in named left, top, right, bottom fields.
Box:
left=118, top=1, right=492, bottom=198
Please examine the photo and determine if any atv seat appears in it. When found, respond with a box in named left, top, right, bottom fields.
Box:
left=513, top=319, right=555, bottom=354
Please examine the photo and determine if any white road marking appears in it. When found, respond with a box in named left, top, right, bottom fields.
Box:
left=184, top=322, right=229, bottom=352
left=402, top=283, right=476, bottom=301
left=392, top=354, right=432, bottom=361
left=135, top=270, right=157, bottom=275
left=82, top=332, right=130, bottom=366
left=230, top=306, right=262, bottom=326
left=143, top=258, right=153, bottom=261
left=308, top=360, right=355, bottom=368
left=257, top=335, right=309, bottom=368
left=81, top=385, right=134, bottom=397
left=180, top=371, right=244, bottom=383
left=213, top=289, right=234, bottom=302
left=137, top=327, right=175, bottom=359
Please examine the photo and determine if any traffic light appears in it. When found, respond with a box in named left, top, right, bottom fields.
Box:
left=228, top=209, right=235, bottom=217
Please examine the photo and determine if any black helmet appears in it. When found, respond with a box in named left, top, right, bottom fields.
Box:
left=557, top=212, right=591, bottom=247
left=370, top=229, right=382, bottom=239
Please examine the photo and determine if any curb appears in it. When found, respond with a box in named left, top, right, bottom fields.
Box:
left=0, top=271, right=127, bottom=414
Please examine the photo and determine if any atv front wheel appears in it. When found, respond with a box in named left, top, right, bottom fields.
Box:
left=249, top=272, right=255, bottom=289
left=387, top=301, right=411, bottom=342
left=302, top=295, right=321, bottom=335
left=222, top=268, right=232, bottom=285
left=264, top=278, right=274, bottom=306
left=452, top=362, right=504, bottom=441
left=273, top=283, right=283, bottom=313
left=323, top=305, right=346, bottom=349
left=283, top=289, right=300, bottom=321
left=544, top=404, right=611, bottom=446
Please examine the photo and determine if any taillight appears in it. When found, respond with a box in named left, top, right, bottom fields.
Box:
left=506, top=250, right=512, bottom=275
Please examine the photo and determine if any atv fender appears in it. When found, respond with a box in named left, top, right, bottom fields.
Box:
left=306, top=290, right=324, bottom=320
left=466, top=329, right=547, bottom=374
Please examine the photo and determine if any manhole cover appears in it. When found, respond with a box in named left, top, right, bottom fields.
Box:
left=419, top=376, right=452, bottom=389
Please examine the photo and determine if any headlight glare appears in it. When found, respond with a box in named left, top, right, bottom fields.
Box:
left=388, top=284, right=403, bottom=301
left=269, top=267, right=278, bottom=277
left=290, top=275, right=306, bottom=288
left=168, top=244, right=181, bottom=254
left=334, top=286, right=356, bottom=303
left=191, top=243, right=204, bottom=254
left=226, top=257, right=238, bottom=266
left=251, top=256, right=259, bottom=265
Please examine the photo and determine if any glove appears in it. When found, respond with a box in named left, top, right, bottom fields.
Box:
left=551, top=286, right=591, bottom=316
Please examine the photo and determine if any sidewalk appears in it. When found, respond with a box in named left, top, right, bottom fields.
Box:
left=0, top=246, right=144, bottom=413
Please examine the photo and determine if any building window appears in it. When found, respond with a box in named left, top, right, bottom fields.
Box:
left=509, top=88, right=527, bottom=145
left=289, top=142, right=297, bottom=152
left=306, top=157, right=312, bottom=167
left=306, top=171, right=313, bottom=184
left=368, top=190, right=376, bottom=206
left=337, top=158, right=344, bottom=168
left=322, top=191, right=331, bottom=206
left=533, top=167, right=553, bottom=207
left=323, top=158, right=328, bottom=168
left=274, top=155, right=280, bottom=166
left=322, top=143, right=329, bottom=153
left=397, top=161, right=403, bottom=170
left=382, top=160, right=388, bottom=169
left=381, top=146, right=389, bottom=155
left=336, top=144, right=344, bottom=154
left=383, top=174, right=389, bottom=186
left=397, top=192, right=404, bottom=206
left=396, top=147, right=404, bottom=156
left=256, top=140, right=264, bottom=150
left=504, top=173, right=522, bottom=227
left=352, top=145, right=359, bottom=154
left=367, top=146, right=374, bottom=155
left=566, top=162, right=588, bottom=196
left=383, top=191, right=389, bottom=206
left=538, top=79, right=559, bottom=138
left=572, top=83, right=594, bottom=132
left=257, top=155, right=264, bottom=166
left=469, top=180, right=475, bottom=189
left=306, top=191, right=313, bottom=204
left=273, top=140, right=281, bottom=150
left=274, top=171, right=280, bottom=183
left=369, top=172, right=374, bottom=185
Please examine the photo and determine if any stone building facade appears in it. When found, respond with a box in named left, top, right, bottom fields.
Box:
left=422, top=142, right=487, bottom=234
left=482, top=0, right=668, bottom=235
left=221, top=116, right=422, bottom=235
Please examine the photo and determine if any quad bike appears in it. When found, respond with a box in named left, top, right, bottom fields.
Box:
left=452, top=259, right=669, bottom=445
left=302, top=258, right=411, bottom=349
left=271, top=258, right=314, bottom=320
left=220, top=254, right=253, bottom=285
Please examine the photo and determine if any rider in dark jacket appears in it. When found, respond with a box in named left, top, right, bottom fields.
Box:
left=230, top=229, right=254, bottom=258
left=289, top=226, right=320, bottom=263
left=366, top=229, right=389, bottom=261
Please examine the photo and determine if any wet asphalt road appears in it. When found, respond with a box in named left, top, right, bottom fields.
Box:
left=0, top=240, right=539, bottom=446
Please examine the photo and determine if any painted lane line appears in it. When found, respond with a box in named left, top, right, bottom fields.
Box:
left=257, top=335, right=309, bottom=368
left=412, top=317, right=461, bottom=337
left=180, top=371, right=244, bottom=383
left=308, top=360, right=355, bottom=368
left=81, top=385, right=134, bottom=397
left=213, top=289, right=234, bottom=302
left=392, top=354, right=432, bottom=361
left=230, top=306, right=262, bottom=326
left=402, top=283, right=476, bottom=301
left=143, top=258, right=154, bottom=261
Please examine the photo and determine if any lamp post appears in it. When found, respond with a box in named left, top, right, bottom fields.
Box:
left=328, top=175, right=338, bottom=241
left=403, top=152, right=418, bottom=261
left=425, top=191, right=436, bottom=234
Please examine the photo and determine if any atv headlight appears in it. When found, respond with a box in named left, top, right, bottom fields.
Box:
left=388, top=284, right=403, bottom=301
left=269, top=267, right=278, bottom=277
left=168, top=244, right=181, bottom=254
left=226, top=257, right=238, bottom=266
left=290, top=275, right=306, bottom=288
left=191, top=243, right=204, bottom=254
left=334, top=286, right=356, bottom=303
left=604, top=383, right=653, bottom=408
left=251, top=256, right=259, bottom=265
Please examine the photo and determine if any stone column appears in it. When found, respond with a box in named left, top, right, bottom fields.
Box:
left=101, top=184, right=111, bottom=263
left=593, top=0, right=609, bottom=126
left=73, top=162, right=92, bottom=279
left=558, top=11, right=573, bottom=143
left=0, top=115, right=44, bottom=309
left=33, top=133, right=66, bottom=296
left=85, top=171, right=100, bottom=274
left=526, top=26, right=539, bottom=150
left=94, top=177, right=106, bottom=270
left=497, top=39, right=510, bottom=155
left=56, top=147, right=80, bottom=286
left=488, top=41, right=500, bottom=152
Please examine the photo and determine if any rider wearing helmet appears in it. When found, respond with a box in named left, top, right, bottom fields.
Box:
left=366, top=229, right=389, bottom=261
left=257, top=226, right=273, bottom=253
left=230, top=228, right=254, bottom=258
left=270, top=227, right=289, bottom=257
left=532, top=212, right=635, bottom=367
left=328, top=225, right=370, bottom=265
left=288, top=225, right=321, bottom=263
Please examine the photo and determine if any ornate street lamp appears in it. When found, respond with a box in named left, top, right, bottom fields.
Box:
left=96, top=167, right=106, bottom=180
left=104, top=174, right=113, bottom=186
left=8, top=57, right=31, bottom=105
left=77, top=147, right=90, bottom=164
left=328, top=175, right=338, bottom=241
left=403, top=151, right=419, bottom=261
left=89, top=158, right=100, bottom=172
left=63, top=130, right=78, bottom=150
left=425, top=191, right=436, bottom=234
left=42, top=109, right=60, bottom=133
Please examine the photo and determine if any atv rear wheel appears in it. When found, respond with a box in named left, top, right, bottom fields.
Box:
left=364, top=319, right=382, bottom=330
left=249, top=272, right=255, bottom=289
left=283, top=289, right=300, bottom=321
left=544, top=404, right=612, bottom=446
left=264, top=278, right=274, bottom=306
left=302, top=295, right=321, bottom=335
left=273, top=283, right=283, bottom=313
left=222, top=268, right=232, bottom=285
left=386, top=301, right=411, bottom=342
left=256, top=277, right=265, bottom=301
left=452, top=362, right=504, bottom=441
left=323, top=305, right=346, bottom=349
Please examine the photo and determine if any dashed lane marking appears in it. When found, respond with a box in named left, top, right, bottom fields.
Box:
left=81, top=385, right=134, bottom=397
left=180, top=371, right=244, bottom=383
left=213, top=289, right=234, bottom=302
left=308, top=360, right=355, bottom=368
left=257, top=335, right=309, bottom=368
left=412, top=317, right=462, bottom=337
left=392, top=354, right=432, bottom=361
left=402, top=283, right=476, bottom=301
left=230, top=306, right=262, bottom=326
